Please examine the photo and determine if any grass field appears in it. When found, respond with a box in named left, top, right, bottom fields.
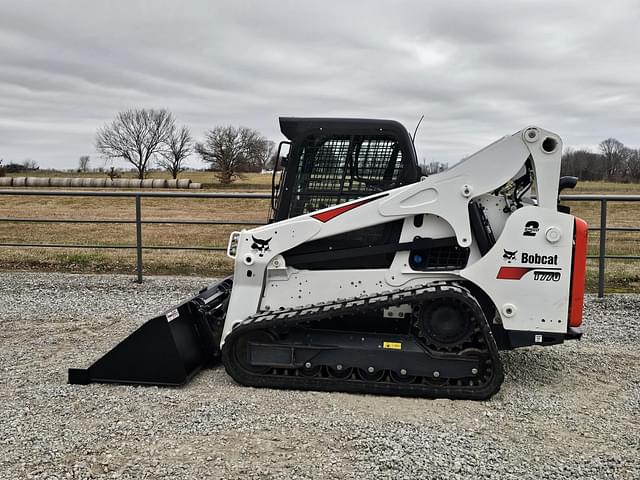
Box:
left=0, top=177, right=639, bottom=292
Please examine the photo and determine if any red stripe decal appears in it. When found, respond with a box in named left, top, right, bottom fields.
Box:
left=311, top=194, right=387, bottom=223
left=496, top=266, right=534, bottom=280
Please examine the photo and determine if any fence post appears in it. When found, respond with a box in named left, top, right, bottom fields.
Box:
left=135, top=194, right=143, bottom=283
left=598, top=199, right=607, bottom=298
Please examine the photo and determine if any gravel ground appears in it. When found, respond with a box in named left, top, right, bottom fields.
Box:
left=0, top=272, right=638, bottom=480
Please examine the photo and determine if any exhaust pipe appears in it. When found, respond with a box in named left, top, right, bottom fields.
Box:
left=68, top=277, right=233, bottom=386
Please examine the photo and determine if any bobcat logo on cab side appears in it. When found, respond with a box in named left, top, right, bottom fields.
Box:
left=251, top=236, right=272, bottom=257
left=503, top=249, right=518, bottom=263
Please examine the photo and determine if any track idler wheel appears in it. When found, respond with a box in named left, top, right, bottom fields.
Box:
left=233, top=331, right=275, bottom=374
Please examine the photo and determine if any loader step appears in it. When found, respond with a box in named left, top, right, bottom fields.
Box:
left=222, top=284, right=504, bottom=400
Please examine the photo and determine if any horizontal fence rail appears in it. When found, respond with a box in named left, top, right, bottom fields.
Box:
left=0, top=190, right=270, bottom=283
left=562, top=194, right=640, bottom=297
left=0, top=189, right=638, bottom=295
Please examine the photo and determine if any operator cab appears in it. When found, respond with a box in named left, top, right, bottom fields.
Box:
left=271, top=117, right=421, bottom=221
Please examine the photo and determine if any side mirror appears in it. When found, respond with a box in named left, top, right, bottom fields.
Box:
left=559, top=176, right=578, bottom=193
left=558, top=176, right=578, bottom=214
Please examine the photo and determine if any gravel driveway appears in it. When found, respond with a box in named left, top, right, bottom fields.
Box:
left=0, top=272, right=638, bottom=479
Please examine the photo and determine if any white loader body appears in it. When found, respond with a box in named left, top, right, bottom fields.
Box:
left=224, top=126, right=575, bottom=342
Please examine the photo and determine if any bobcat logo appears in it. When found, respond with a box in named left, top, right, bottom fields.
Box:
left=503, top=249, right=518, bottom=263
left=251, top=236, right=272, bottom=257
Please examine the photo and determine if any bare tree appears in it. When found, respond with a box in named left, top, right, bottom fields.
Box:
left=157, top=126, right=193, bottom=179
left=627, top=149, right=640, bottom=181
left=78, top=155, right=90, bottom=172
left=22, top=159, right=38, bottom=170
left=561, top=148, right=605, bottom=181
left=106, top=166, right=121, bottom=180
left=96, top=108, right=174, bottom=179
left=599, top=138, right=628, bottom=181
left=257, top=140, right=276, bottom=171
left=196, top=126, right=271, bottom=184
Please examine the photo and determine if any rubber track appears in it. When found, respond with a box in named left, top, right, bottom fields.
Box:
left=222, top=284, right=504, bottom=400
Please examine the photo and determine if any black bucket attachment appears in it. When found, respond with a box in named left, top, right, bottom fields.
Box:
left=68, top=277, right=233, bottom=386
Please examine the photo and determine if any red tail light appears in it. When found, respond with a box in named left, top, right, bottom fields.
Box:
left=568, top=218, right=588, bottom=327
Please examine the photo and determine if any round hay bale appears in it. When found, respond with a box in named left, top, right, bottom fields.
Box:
left=59, top=178, right=72, bottom=188
left=177, top=179, right=191, bottom=189
left=127, top=179, right=142, bottom=188
left=165, top=179, right=178, bottom=189
left=151, top=179, right=167, bottom=188
left=81, top=178, right=95, bottom=187
left=111, top=178, right=129, bottom=188
left=188, top=182, right=202, bottom=189
left=26, top=177, right=50, bottom=187
left=70, top=178, right=84, bottom=187
left=49, top=178, right=67, bottom=187
left=140, top=179, right=154, bottom=188
left=104, top=179, right=114, bottom=188
left=0, top=177, right=13, bottom=186
left=89, top=178, right=106, bottom=188
left=12, top=177, right=27, bottom=187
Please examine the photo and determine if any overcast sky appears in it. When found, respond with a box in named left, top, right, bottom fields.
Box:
left=1, top=0, right=639, bottom=170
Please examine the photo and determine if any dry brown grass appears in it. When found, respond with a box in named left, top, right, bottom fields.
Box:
left=573, top=180, right=640, bottom=195
left=0, top=193, right=269, bottom=277
left=1, top=179, right=639, bottom=292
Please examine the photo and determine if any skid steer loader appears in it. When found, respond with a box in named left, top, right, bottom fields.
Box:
left=69, top=118, right=588, bottom=400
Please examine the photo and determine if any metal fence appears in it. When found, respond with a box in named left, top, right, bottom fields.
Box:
left=563, top=194, right=640, bottom=296
left=0, top=190, right=270, bottom=284
left=0, top=189, right=638, bottom=297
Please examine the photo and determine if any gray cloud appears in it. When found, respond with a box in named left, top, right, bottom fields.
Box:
left=0, top=0, right=639, bottom=169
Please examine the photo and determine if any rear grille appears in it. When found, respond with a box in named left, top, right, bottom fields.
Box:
left=409, top=244, right=470, bottom=271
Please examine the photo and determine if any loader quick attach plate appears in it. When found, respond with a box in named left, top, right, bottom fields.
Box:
left=222, top=284, right=504, bottom=400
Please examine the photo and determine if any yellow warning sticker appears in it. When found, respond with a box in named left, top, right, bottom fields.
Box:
left=383, top=341, right=402, bottom=350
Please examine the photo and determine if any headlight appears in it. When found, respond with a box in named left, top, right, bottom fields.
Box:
left=227, top=231, right=241, bottom=258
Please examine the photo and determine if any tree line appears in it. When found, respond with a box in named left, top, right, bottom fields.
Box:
left=5, top=111, right=639, bottom=185
left=561, top=138, right=640, bottom=182
left=95, top=108, right=275, bottom=183
left=0, top=158, right=40, bottom=175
